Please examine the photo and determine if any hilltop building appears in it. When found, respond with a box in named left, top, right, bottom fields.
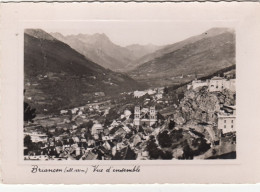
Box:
left=134, top=106, right=157, bottom=127
left=134, top=91, right=147, bottom=98
left=187, top=76, right=235, bottom=92
left=209, top=77, right=235, bottom=92
left=187, top=79, right=209, bottom=90
left=217, top=105, right=236, bottom=134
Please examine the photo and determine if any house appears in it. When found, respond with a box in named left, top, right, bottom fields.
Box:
left=110, top=120, right=119, bottom=127
left=71, top=108, right=78, bottom=114
left=218, top=106, right=236, bottom=134
left=83, top=151, right=98, bottom=160
left=104, top=108, right=110, bottom=116
left=187, top=79, right=209, bottom=90
left=114, top=127, right=127, bottom=136
left=91, top=123, right=104, bottom=135
left=102, top=136, right=114, bottom=141
left=155, top=93, right=163, bottom=100
left=157, top=87, right=164, bottom=94
left=60, top=110, right=68, bottom=115
left=124, top=110, right=132, bottom=119
left=72, top=136, right=80, bottom=143
left=75, top=147, right=81, bottom=156
left=133, top=135, right=142, bottom=146
left=94, top=92, right=105, bottom=97
left=209, top=76, right=236, bottom=92
left=134, top=91, right=147, bottom=98
left=122, top=126, right=131, bottom=133
left=134, top=106, right=157, bottom=127
left=147, top=89, right=156, bottom=95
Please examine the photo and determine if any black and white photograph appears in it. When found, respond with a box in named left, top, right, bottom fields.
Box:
left=23, top=23, right=236, bottom=161
left=1, top=1, right=260, bottom=185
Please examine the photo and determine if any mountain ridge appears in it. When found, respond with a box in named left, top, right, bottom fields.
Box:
left=24, top=29, right=144, bottom=114
left=50, top=32, right=164, bottom=71
left=129, top=28, right=235, bottom=87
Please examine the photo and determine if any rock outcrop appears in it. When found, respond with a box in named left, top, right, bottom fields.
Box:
left=174, top=86, right=236, bottom=125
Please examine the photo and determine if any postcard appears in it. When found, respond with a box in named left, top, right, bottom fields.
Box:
left=1, top=2, right=260, bottom=184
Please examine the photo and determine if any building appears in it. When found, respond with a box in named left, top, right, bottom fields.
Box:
left=124, top=110, right=132, bottom=119
left=155, top=93, right=163, bottom=100
left=217, top=106, right=236, bottom=134
left=147, top=89, right=156, bottom=95
left=187, top=76, right=236, bottom=92
left=134, top=91, right=147, bottom=98
left=91, top=123, right=104, bottom=135
left=209, top=76, right=236, bottom=92
left=134, top=106, right=157, bottom=127
left=60, top=110, right=68, bottom=115
left=187, top=79, right=209, bottom=90
left=94, top=92, right=105, bottom=97
left=157, top=87, right=165, bottom=94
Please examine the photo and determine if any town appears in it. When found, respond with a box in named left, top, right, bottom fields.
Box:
left=24, top=72, right=236, bottom=160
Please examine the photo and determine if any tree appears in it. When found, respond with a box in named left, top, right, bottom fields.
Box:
left=170, top=129, right=183, bottom=143
left=160, top=150, right=173, bottom=160
left=157, top=112, right=165, bottom=121
left=79, top=120, right=94, bottom=129
left=181, top=141, right=194, bottom=159
left=158, top=130, right=172, bottom=148
left=146, top=138, right=161, bottom=159
left=168, top=120, right=175, bottom=130
left=24, top=102, right=36, bottom=123
left=24, top=135, right=32, bottom=149
left=164, top=87, right=169, bottom=95
left=105, top=108, right=120, bottom=124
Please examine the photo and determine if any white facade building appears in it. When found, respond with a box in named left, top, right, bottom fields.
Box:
left=188, top=79, right=209, bottom=90
left=209, top=77, right=236, bottom=92
left=134, top=106, right=157, bottom=127
left=134, top=91, right=147, bottom=98
left=217, top=106, right=236, bottom=134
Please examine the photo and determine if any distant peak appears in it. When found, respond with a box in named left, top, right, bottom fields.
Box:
left=69, top=32, right=111, bottom=43
left=204, top=28, right=235, bottom=36
left=126, top=43, right=160, bottom=48
left=25, top=29, right=56, bottom=41
left=50, top=32, right=65, bottom=38
left=92, top=33, right=110, bottom=40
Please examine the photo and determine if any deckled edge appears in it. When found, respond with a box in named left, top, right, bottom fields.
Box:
left=0, top=2, right=3, bottom=184
left=0, top=0, right=260, bottom=3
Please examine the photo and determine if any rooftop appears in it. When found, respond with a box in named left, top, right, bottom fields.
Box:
left=211, top=76, right=223, bottom=80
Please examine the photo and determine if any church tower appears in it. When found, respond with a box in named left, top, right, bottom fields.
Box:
left=134, top=106, right=140, bottom=127
left=149, top=107, right=156, bottom=126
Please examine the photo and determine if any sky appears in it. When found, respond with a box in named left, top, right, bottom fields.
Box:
left=43, top=21, right=235, bottom=47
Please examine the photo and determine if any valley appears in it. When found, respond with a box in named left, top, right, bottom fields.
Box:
left=23, top=27, right=236, bottom=160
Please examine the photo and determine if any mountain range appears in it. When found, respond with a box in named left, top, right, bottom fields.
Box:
left=24, top=29, right=144, bottom=114
left=24, top=27, right=235, bottom=113
left=129, top=28, right=235, bottom=87
left=50, top=32, right=162, bottom=72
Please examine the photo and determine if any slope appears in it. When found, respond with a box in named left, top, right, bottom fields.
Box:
left=51, top=32, right=163, bottom=72
left=130, top=28, right=235, bottom=87
left=24, top=29, right=143, bottom=114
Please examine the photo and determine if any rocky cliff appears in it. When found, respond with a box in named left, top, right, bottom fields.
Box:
left=174, top=86, right=236, bottom=125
